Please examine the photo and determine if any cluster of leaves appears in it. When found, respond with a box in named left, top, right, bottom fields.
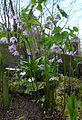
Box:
left=66, top=93, right=77, bottom=120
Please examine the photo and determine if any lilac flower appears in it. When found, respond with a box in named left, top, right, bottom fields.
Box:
left=10, top=37, right=18, bottom=43
left=8, top=44, right=16, bottom=53
left=18, top=25, right=23, bottom=30
left=13, top=14, right=19, bottom=23
left=73, top=69, right=76, bottom=72
left=12, top=51, right=19, bottom=56
left=20, top=18, right=25, bottom=24
left=57, top=59, right=63, bottom=63
left=46, top=19, right=53, bottom=26
left=49, top=61, right=53, bottom=65
left=0, top=40, right=1, bottom=44
left=26, top=49, right=31, bottom=56
left=38, top=64, right=45, bottom=70
left=43, top=111, right=46, bottom=115
left=41, top=32, right=43, bottom=36
left=9, top=13, right=13, bottom=19
left=50, top=76, right=57, bottom=81
left=74, top=50, right=78, bottom=55
left=1, top=37, right=8, bottom=43
left=54, top=16, right=59, bottom=22
left=68, top=51, right=74, bottom=56
left=62, top=44, right=65, bottom=49
left=23, top=30, right=27, bottom=36
left=66, top=49, right=69, bottom=54
left=51, top=43, right=61, bottom=53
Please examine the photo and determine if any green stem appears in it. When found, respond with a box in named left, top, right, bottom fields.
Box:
left=44, top=46, right=50, bottom=111
left=26, top=37, right=40, bottom=99
left=63, top=53, right=66, bottom=111
left=57, top=64, right=59, bottom=77
left=68, top=55, right=72, bottom=96
left=54, top=53, right=56, bottom=76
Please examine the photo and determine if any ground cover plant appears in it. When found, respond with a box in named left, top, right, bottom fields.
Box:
left=0, top=0, right=82, bottom=120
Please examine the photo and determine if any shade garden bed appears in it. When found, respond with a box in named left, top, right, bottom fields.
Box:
left=0, top=68, right=81, bottom=120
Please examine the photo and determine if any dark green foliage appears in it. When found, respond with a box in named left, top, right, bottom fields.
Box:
left=36, top=4, right=42, bottom=12
left=73, top=27, right=79, bottom=32
left=66, top=93, right=77, bottom=120
left=31, top=0, right=36, bottom=5
left=0, top=52, right=4, bottom=81
left=57, top=5, right=68, bottom=18
left=0, top=52, right=9, bottom=107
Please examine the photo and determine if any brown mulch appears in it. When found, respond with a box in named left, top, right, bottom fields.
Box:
left=0, top=94, right=42, bottom=120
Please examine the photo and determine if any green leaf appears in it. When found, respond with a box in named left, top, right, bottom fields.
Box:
left=36, top=4, right=42, bottom=12
left=65, top=41, right=70, bottom=49
left=39, top=36, right=48, bottom=45
left=57, top=14, right=61, bottom=20
left=31, top=0, right=36, bottom=5
left=0, top=52, right=4, bottom=75
left=65, top=93, right=77, bottom=120
left=38, top=0, right=43, bottom=4
left=73, top=27, right=79, bottom=32
left=28, top=36, right=34, bottom=41
left=21, top=5, right=30, bottom=13
left=61, top=31, right=69, bottom=39
left=0, top=31, right=6, bottom=39
left=54, top=33, right=63, bottom=43
left=57, top=4, right=60, bottom=9
left=52, top=27, right=61, bottom=34
left=29, top=17, right=38, bottom=24
left=57, top=5, right=68, bottom=18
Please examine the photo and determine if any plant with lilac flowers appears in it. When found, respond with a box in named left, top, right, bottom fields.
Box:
left=0, top=0, right=80, bottom=118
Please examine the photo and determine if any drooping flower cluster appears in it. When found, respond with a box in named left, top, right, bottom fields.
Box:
left=51, top=43, right=61, bottom=53
left=9, top=13, right=28, bottom=37
left=1, top=37, right=8, bottom=43
left=8, top=44, right=19, bottom=56
left=8, top=44, right=16, bottom=53
left=0, top=36, right=18, bottom=44
left=7, top=37, right=19, bottom=56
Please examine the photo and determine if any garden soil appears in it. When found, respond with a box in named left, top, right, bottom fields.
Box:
left=0, top=94, right=42, bottom=120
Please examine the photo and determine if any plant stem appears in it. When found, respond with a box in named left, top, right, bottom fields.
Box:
left=26, top=37, right=40, bottom=99
left=63, top=53, right=66, bottom=111
left=44, top=46, right=50, bottom=111
left=68, top=55, right=72, bottom=96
